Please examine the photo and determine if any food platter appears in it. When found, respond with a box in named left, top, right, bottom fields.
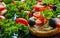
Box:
left=28, top=25, right=60, bottom=37
left=0, top=0, right=60, bottom=38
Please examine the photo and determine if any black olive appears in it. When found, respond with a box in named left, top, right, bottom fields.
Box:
left=49, top=18, right=56, bottom=28
left=43, top=3, right=48, bottom=6
left=28, top=17, right=35, bottom=26
left=53, top=5, right=57, bottom=11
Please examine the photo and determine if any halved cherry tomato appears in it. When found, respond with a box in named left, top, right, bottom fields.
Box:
left=32, top=5, right=47, bottom=12
left=36, top=0, right=42, bottom=2
left=57, top=24, right=60, bottom=27
left=0, top=16, right=5, bottom=20
left=39, top=7, right=44, bottom=11
left=39, top=6, right=47, bottom=11
left=56, top=20, right=60, bottom=27
left=15, top=18, right=28, bottom=26
left=35, top=17, right=44, bottom=26
left=0, top=6, right=5, bottom=11
left=32, top=6, right=40, bottom=11
left=48, top=5, right=53, bottom=9
left=33, top=12, right=42, bottom=18
left=54, top=18, right=60, bottom=27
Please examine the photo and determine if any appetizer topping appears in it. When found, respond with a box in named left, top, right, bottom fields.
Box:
left=0, top=16, right=5, bottom=20
left=48, top=5, right=53, bottom=9
left=35, top=19, right=43, bottom=26
left=54, top=18, right=60, bottom=27
left=0, top=9, right=7, bottom=15
left=15, top=18, right=28, bottom=25
left=0, top=2, right=6, bottom=11
left=53, top=5, right=57, bottom=11
left=49, top=18, right=56, bottom=28
left=0, top=6, right=5, bottom=11
left=36, top=0, right=42, bottom=2
left=33, top=12, right=42, bottom=18
left=28, top=17, right=35, bottom=26
left=38, top=17, right=44, bottom=25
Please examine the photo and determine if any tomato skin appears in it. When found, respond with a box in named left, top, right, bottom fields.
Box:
left=39, top=17, right=44, bottom=25
left=33, top=12, right=42, bottom=19
left=32, top=6, right=40, bottom=11
left=48, top=5, right=53, bottom=9
left=57, top=24, right=60, bottom=27
left=15, top=18, right=28, bottom=26
left=33, top=5, right=47, bottom=12
left=35, top=17, right=44, bottom=26
left=36, top=0, right=42, bottom=2
left=0, top=6, right=5, bottom=11
left=54, top=18, right=60, bottom=27
left=0, top=16, right=5, bottom=20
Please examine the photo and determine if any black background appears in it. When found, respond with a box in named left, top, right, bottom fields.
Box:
left=26, top=33, right=60, bottom=38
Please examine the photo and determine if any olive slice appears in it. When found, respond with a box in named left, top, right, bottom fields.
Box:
left=49, top=18, right=56, bottom=28
left=28, top=17, right=35, bottom=26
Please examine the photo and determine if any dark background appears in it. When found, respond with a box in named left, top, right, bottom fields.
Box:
left=26, top=33, right=60, bottom=38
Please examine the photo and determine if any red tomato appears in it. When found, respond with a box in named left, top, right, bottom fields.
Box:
left=36, top=0, right=42, bottom=2
left=0, top=16, right=5, bottom=20
left=32, top=5, right=47, bottom=11
left=54, top=18, right=60, bottom=27
left=33, top=12, right=42, bottom=18
left=15, top=18, right=28, bottom=25
left=32, top=6, right=40, bottom=11
left=0, top=6, right=5, bottom=11
left=39, top=17, right=44, bottom=25
left=36, top=17, right=44, bottom=26
left=57, top=24, right=60, bottom=27
left=48, top=5, right=53, bottom=9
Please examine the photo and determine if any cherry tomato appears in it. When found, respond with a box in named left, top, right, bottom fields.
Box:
left=39, top=17, right=44, bottom=25
left=0, top=6, right=5, bottom=11
left=32, top=6, right=40, bottom=11
left=48, top=5, right=53, bottom=9
left=0, top=16, right=5, bottom=20
left=36, top=17, right=44, bottom=26
left=33, top=12, right=42, bottom=18
left=36, top=0, right=42, bottom=2
left=57, top=24, right=60, bottom=27
left=56, top=18, right=60, bottom=27
left=15, top=18, right=28, bottom=26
